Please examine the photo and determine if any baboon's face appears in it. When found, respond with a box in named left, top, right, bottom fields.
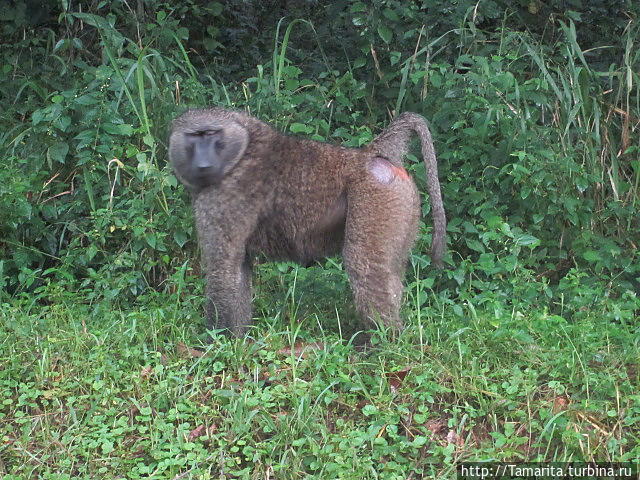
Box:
left=169, top=111, right=249, bottom=191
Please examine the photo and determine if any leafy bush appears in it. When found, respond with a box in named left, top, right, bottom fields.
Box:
left=0, top=1, right=638, bottom=314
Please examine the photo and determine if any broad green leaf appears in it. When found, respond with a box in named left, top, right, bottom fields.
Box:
left=146, top=233, right=157, bottom=249
left=353, top=57, right=366, bottom=68
left=478, top=253, right=496, bottom=269
left=174, top=231, right=188, bottom=248
left=48, top=142, right=69, bottom=163
left=290, top=123, right=312, bottom=134
left=377, top=24, right=392, bottom=44
left=362, top=404, right=378, bottom=416
left=75, top=94, right=99, bottom=105
left=101, top=441, right=114, bottom=454
left=383, top=8, right=399, bottom=21
left=514, top=234, right=540, bottom=247
left=210, top=2, right=223, bottom=15
left=102, top=123, right=133, bottom=136
left=582, top=250, right=601, bottom=262
left=465, top=238, right=485, bottom=253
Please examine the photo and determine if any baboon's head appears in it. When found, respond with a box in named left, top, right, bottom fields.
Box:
left=169, top=109, right=249, bottom=191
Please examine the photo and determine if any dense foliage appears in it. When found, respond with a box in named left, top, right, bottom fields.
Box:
left=1, top=0, right=638, bottom=305
left=1, top=1, right=638, bottom=477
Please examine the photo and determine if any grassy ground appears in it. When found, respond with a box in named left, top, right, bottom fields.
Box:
left=1, top=267, right=638, bottom=479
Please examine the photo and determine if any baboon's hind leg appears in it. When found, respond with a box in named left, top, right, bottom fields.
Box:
left=343, top=158, right=420, bottom=332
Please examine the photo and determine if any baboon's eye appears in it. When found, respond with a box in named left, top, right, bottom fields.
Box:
left=215, top=140, right=225, bottom=152
left=188, top=129, right=221, bottom=137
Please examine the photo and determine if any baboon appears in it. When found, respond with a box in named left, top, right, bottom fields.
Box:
left=169, top=108, right=446, bottom=337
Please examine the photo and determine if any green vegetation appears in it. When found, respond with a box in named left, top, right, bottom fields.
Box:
left=1, top=1, right=638, bottom=478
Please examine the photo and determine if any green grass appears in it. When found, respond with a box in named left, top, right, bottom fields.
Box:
left=1, top=274, right=638, bottom=479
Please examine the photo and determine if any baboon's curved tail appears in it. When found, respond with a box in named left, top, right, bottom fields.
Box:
left=370, top=112, right=446, bottom=268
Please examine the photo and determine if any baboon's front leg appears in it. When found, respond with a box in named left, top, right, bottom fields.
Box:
left=203, top=252, right=253, bottom=336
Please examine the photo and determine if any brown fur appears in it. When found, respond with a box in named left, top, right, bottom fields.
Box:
left=169, top=108, right=446, bottom=337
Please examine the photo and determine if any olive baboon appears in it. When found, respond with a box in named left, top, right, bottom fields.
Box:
left=169, top=108, right=446, bottom=337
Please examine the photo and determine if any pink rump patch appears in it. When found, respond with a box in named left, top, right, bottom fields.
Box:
left=368, top=157, right=410, bottom=184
